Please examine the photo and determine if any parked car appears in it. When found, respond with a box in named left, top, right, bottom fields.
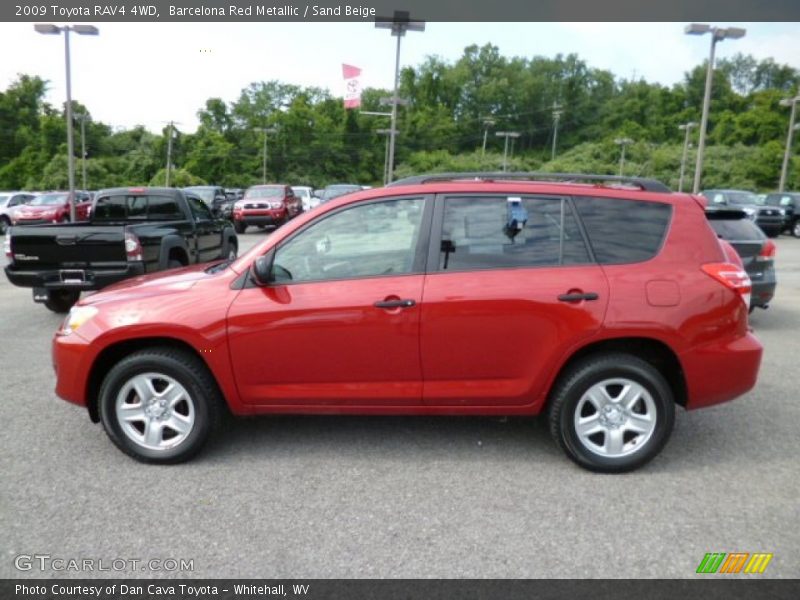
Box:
left=706, top=207, right=776, bottom=312
left=763, top=192, right=800, bottom=237
left=50, top=172, right=762, bottom=471
left=183, top=186, right=229, bottom=217
left=4, top=187, right=237, bottom=313
left=700, top=189, right=784, bottom=237
left=317, top=184, right=362, bottom=203
left=232, top=184, right=303, bottom=233
left=291, top=186, right=320, bottom=212
left=12, top=191, right=93, bottom=226
left=0, top=191, right=36, bottom=234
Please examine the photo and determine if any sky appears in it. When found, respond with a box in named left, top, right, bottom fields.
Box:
left=0, top=22, right=799, bottom=134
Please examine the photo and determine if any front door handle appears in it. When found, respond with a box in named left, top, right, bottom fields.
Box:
left=374, top=298, right=416, bottom=309
left=558, top=292, right=599, bottom=302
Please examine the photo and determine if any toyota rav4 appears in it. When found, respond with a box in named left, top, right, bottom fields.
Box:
left=51, top=173, right=762, bottom=472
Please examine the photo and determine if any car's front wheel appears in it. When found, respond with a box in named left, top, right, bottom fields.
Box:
left=793, top=220, right=800, bottom=238
left=548, top=353, right=675, bottom=473
left=98, top=348, right=223, bottom=463
left=234, top=221, right=246, bottom=234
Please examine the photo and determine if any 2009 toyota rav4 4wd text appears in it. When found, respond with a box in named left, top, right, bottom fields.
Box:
left=52, top=173, right=763, bottom=472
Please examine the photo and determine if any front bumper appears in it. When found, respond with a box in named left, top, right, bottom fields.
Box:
left=681, top=332, right=763, bottom=410
left=234, top=208, right=287, bottom=226
left=52, top=330, right=95, bottom=407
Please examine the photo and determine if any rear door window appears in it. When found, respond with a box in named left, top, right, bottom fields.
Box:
left=572, top=196, right=672, bottom=264
left=93, top=194, right=183, bottom=221
left=437, top=196, right=591, bottom=271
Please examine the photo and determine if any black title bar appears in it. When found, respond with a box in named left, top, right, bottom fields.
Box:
left=3, top=0, right=800, bottom=22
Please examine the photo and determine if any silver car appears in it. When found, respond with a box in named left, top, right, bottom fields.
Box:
left=0, top=191, right=37, bottom=235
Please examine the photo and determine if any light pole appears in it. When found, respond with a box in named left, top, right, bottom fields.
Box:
left=685, top=23, right=746, bottom=194
left=678, top=122, right=697, bottom=192
left=481, top=118, right=495, bottom=157
left=551, top=102, right=563, bottom=160
left=34, top=23, right=99, bottom=221
left=375, top=10, right=425, bottom=184
left=496, top=131, right=521, bottom=172
left=614, top=138, right=633, bottom=176
left=361, top=110, right=393, bottom=184
left=779, top=96, right=800, bottom=192
left=75, top=113, right=90, bottom=190
left=256, top=127, right=278, bottom=184
left=164, top=121, right=177, bottom=187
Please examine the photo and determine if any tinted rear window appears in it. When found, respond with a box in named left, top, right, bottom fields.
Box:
left=572, top=197, right=672, bottom=264
left=708, top=218, right=765, bottom=241
left=93, top=195, right=182, bottom=220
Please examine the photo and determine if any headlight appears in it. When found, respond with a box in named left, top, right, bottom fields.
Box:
left=778, top=208, right=786, bottom=216
left=60, top=305, right=98, bottom=335
left=270, top=201, right=283, bottom=209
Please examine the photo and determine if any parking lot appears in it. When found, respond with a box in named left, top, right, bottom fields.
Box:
left=1, top=230, right=799, bottom=579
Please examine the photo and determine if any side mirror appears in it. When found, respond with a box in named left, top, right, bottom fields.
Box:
left=252, top=250, right=275, bottom=286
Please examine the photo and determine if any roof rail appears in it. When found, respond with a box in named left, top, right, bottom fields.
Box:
left=387, top=172, right=672, bottom=193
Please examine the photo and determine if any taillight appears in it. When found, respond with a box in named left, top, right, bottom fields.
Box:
left=124, top=231, right=143, bottom=262
left=702, top=262, right=752, bottom=308
left=755, top=239, right=776, bottom=263
left=3, top=234, right=11, bottom=260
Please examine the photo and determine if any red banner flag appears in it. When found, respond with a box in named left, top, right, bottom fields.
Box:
left=342, top=64, right=362, bottom=109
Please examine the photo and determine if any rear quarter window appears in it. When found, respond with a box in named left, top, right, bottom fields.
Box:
left=572, top=196, right=672, bottom=264
left=707, top=218, right=765, bottom=241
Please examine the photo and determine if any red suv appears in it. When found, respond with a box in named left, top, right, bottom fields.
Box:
left=13, top=191, right=92, bottom=225
left=52, top=173, right=762, bottom=471
left=232, top=184, right=302, bottom=233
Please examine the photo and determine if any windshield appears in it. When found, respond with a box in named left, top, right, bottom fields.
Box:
left=725, top=192, right=759, bottom=206
left=292, top=187, right=310, bottom=198
left=322, top=185, right=360, bottom=200
left=29, top=193, right=68, bottom=206
left=245, top=187, right=283, bottom=199
left=186, top=188, right=215, bottom=203
left=766, top=195, right=796, bottom=207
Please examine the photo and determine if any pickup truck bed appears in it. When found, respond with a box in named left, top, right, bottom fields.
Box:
left=4, top=187, right=237, bottom=312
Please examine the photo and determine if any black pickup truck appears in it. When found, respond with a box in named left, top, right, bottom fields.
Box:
left=4, top=187, right=238, bottom=312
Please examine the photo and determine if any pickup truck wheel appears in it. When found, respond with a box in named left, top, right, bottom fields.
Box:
left=548, top=353, right=675, bottom=473
left=44, top=290, right=81, bottom=313
left=793, top=220, right=800, bottom=238
left=234, top=222, right=246, bottom=234
left=98, top=348, right=223, bottom=464
left=227, top=243, right=238, bottom=260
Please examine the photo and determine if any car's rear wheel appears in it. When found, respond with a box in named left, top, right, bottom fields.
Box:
left=98, top=348, right=223, bottom=463
left=548, top=353, right=675, bottom=473
left=0, top=216, right=9, bottom=235
left=44, top=289, right=81, bottom=313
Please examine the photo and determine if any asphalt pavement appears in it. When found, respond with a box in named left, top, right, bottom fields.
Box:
left=1, top=230, right=798, bottom=579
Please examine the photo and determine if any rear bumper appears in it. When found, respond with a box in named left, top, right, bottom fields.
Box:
left=681, top=332, right=763, bottom=410
left=5, top=262, right=145, bottom=291
left=750, top=276, right=776, bottom=308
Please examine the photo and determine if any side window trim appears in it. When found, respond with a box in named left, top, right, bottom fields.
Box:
left=429, top=193, right=592, bottom=273
left=263, top=194, right=435, bottom=286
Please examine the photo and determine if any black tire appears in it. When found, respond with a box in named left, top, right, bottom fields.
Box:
left=167, top=259, right=184, bottom=269
left=43, top=289, right=81, bottom=313
left=225, top=240, right=238, bottom=260
left=234, top=221, right=246, bottom=234
left=0, top=217, right=9, bottom=235
left=548, top=353, right=675, bottom=473
left=793, top=220, right=800, bottom=238
left=98, top=347, right=223, bottom=464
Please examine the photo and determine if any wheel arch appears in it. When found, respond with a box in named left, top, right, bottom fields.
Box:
left=85, top=337, right=227, bottom=423
left=546, top=337, right=688, bottom=409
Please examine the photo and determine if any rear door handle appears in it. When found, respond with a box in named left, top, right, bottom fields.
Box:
left=558, top=292, right=599, bottom=302
left=374, top=299, right=416, bottom=309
